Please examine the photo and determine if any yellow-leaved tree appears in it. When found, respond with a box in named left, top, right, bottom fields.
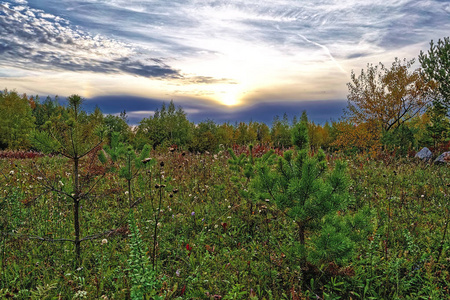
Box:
left=347, top=58, right=431, bottom=132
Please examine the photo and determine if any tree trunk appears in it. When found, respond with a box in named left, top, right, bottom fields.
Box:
left=298, top=221, right=305, bottom=245
left=73, top=156, right=81, bottom=265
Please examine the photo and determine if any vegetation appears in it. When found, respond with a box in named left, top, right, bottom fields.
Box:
left=1, top=37, right=450, bottom=299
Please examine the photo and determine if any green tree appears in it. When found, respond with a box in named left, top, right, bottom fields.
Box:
left=419, top=37, right=450, bottom=110
left=250, top=149, right=370, bottom=266
left=33, top=96, right=64, bottom=128
left=99, top=132, right=152, bottom=208
left=252, top=122, right=271, bottom=144
left=381, top=123, right=416, bottom=155
left=0, top=89, right=35, bottom=149
left=189, top=119, right=218, bottom=153
left=136, top=101, right=191, bottom=150
left=292, top=112, right=309, bottom=150
left=271, top=113, right=292, bottom=148
left=30, top=94, right=103, bottom=264
left=103, top=112, right=132, bottom=145
left=216, top=122, right=235, bottom=148
left=424, top=102, right=450, bottom=148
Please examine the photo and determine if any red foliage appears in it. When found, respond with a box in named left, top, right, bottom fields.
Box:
left=430, top=140, right=450, bottom=155
left=230, top=143, right=287, bottom=158
left=0, top=150, right=45, bottom=159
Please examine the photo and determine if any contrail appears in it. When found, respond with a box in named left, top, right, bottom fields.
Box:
left=297, top=33, right=346, bottom=74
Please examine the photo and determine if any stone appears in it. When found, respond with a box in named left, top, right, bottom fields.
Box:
left=415, top=147, right=433, bottom=162
left=434, top=151, right=450, bottom=165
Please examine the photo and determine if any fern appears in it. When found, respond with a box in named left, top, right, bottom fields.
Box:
left=127, top=212, right=163, bottom=300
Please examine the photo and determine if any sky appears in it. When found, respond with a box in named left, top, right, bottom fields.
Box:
left=0, top=0, right=449, bottom=124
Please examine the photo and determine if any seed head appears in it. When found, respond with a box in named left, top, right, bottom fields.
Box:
left=142, top=158, right=152, bottom=164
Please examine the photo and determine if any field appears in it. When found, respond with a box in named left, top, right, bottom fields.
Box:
left=1, top=147, right=449, bottom=299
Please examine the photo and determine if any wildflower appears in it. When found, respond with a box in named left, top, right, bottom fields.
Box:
left=228, top=205, right=231, bottom=209
left=9, top=170, right=14, bottom=175
left=421, top=195, right=424, bottom=198
left=101, top=239, right=108, bottom=245
left=37, top=177, right=43, bottom=180
left=186, top=244, right=193, bottom=256
left=59, top=181, right=64, bottom=186
left=124, top=191, right=129, bottom=195
left=191, top=211, right=195, bottom=216
left=221, top=222, right=228, bottom=231
left=176, top=269, right=181, bottom=277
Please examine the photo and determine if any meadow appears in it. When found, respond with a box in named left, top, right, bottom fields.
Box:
left=1, top=146, right=449, bottom=299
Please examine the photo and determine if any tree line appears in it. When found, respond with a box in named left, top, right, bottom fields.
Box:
left=0, top=37, right=448, bottom=155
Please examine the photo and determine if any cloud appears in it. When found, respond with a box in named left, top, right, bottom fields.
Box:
left=2, top=0, right=450, bottom=107
left=82, top=94, right=346, bottom=125
left=0, top=2, right=181, bottom=79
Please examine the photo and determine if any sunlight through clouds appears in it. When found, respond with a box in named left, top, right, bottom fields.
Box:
left=1, top=0, right=449, bottom=109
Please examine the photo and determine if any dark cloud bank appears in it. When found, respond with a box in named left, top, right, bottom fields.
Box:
left=80, top=95, right=346, bottom=125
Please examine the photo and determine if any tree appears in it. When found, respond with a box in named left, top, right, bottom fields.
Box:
left=419, top=37, right=450, bottom=110
left=332, top=120, right=381, bottom=154
left=0, top=89, right=35, bottom=149
left=291, top=114, right=309, bottom=151
left=103, top=112, right=132, bottom=145
left=188, top=119, right=218, bottom=153
left=347, top=58, right=430, bottom=132
left=423, top=102, right=450, bottom=148
left=271, top=113, right=292, bottom=148
left=250, top=148, right=371, bottom=266
left=30, top=94, right=103, bottom=265
left=252, top=122, right=271, bottom=144
left=216, top=122, right=235, bottom=148
left=136, top=101, right=191, bottom=150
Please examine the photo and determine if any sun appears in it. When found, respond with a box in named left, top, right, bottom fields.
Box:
left=216, top=85, right=242, bottom=106
left=220, top=92, right=239, bottom=106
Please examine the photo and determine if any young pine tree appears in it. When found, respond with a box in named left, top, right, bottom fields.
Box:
left=250, top=123, right=371, bottom=266
left=30, top=95, right=103, bottom=265
left=98, top=131, right=153, bottom=208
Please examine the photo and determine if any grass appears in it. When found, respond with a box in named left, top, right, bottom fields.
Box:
left=0, top=149, right=449, bottom=299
